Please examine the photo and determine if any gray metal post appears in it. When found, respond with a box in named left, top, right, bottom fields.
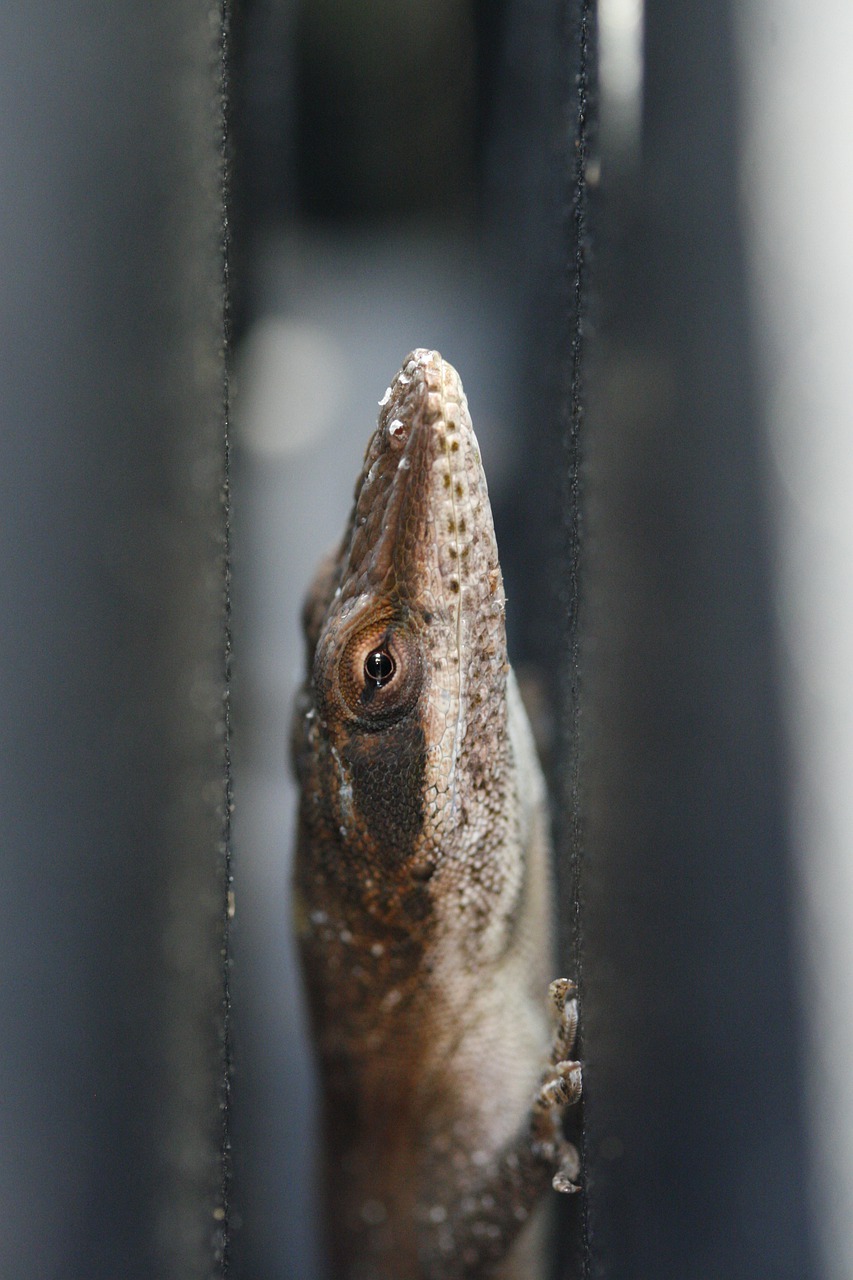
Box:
left=0, top=5, right=230, bottom=1277
left=578, top=0, right=822, bottom=1275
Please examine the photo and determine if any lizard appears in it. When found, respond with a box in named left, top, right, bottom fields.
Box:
left=291, top=349, right=582, bottom=1280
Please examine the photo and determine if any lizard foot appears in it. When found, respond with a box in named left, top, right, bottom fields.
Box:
left=530, top=978, right=582, bottom=1194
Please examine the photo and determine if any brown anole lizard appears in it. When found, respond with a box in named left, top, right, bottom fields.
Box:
left=292, top=350, right=581, bottom=1279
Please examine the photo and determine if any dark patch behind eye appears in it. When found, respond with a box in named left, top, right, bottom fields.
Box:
left=341, top=717, right=426, bottom=864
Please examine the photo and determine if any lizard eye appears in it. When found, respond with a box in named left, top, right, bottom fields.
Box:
left=364, top=648, right=395, bottom=688
left=319, top=613, right=422, bottom=728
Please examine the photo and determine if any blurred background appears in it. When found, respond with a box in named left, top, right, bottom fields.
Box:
left=2, top=1, right=853, bottom=1278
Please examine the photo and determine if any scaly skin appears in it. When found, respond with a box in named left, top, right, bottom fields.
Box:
left=292, top=350, right=580, bottom=1280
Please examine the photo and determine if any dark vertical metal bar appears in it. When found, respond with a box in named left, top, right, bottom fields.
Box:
left=483, top=2, right=594, bottom=1274
left=0, top=5, right=229, bottom=1277
left=578, top=0, right=822, bottom=1276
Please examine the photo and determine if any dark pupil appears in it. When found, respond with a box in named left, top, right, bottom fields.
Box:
left=364, top=648, right=395, bottom=688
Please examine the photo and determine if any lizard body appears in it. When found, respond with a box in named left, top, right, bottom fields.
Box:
left=292, top=350, right=580, bottom=1280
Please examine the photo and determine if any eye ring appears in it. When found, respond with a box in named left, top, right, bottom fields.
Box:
left=364, top=648, right=395, bottom=688
left=316, top=610, right=422, bottom=728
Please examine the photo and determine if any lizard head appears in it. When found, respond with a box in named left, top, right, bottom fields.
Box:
left=297, top=349, right=513, bottom=886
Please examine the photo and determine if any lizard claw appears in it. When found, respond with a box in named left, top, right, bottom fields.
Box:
left=549, top=977, right=576, bottom=1008
left=547, top=1059, right=583, bottom=1108
left=534, top=1059, right=582, bottom=1115
left=553, top=1140, right=581, bottom=1193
